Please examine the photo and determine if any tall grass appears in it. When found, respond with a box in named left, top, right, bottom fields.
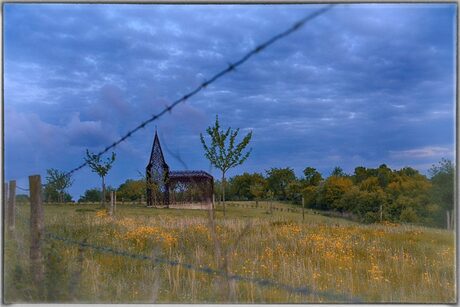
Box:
left=4, top=201, right=455, bottom=303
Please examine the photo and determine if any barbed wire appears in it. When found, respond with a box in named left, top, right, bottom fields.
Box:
left=12, top=202, right=360, bottom=302
left=7, top=6, right=360, bottom=302
left=42, top=4, right=335, bottom=185
left=16, top=186, right=30, bottom=192
left=44, top=231, right=360, bottom=303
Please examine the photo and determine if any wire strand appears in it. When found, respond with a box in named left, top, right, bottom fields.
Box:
left=49, top=4, right=335, bottom=182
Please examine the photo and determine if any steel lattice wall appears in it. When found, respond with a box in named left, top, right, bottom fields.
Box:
left=146, top=132, right=213, bottom=208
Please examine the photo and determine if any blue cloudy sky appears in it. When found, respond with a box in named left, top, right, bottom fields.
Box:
left=4, top=3, right=456, bottom=199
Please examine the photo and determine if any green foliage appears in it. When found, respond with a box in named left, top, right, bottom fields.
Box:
left=316, top=176, right=353, bottom=211
left=117, top=179, right=146, bottom=201
left=286, top=181, right=303, bottom=204
left=200, top=115, right=252, bottom=176
left=45, top=168, right=74, bottom=203
left=44, top=185, right=72, bottom=203
left=429, top=159, right=454, bottom=211
left=400, top=207, right=419, bottom=223
left=250, top=180, right=266, bottom=203
left=302, top=186, right=318, bottom=208
left=266, top=167, right=296, bottom=200
left=302, top=167, right=323, bottom=186
left=331, top=166, right=347, bottom=177
left=84, top=150, right=116, bottom=178
left=353, top=190, right=388, bottom=223
left=200, top=115, right=252, bottom=215
left=84, top=150, right=116, bottom=206
left=78, top=188, right=101, bottom=202
left=229, top=173, right=265, bottom=201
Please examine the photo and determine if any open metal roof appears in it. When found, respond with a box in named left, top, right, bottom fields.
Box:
left=169, top=170, right=213, bottom=180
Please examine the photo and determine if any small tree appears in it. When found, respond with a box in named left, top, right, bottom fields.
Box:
left=45, top=168, right=74, bottom=203
left=84, top=150, right=116, bottom=210
left=200, top=115, right=252, bottom=216
left=250, top=180, right=266, bottom=208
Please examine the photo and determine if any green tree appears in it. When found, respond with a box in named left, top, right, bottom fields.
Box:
left=331, top=166, right=347, bottom=177
left=385, top=169, right=433, bottom=225
left=44, top=185, right=72, bottom=203
left=353, top=166, right=369, bottom=184
left=84, top=150, right=116, bottom=210
left=45, top=168, right=74, bottom=203
left=303, top=167, right=323, bottom=186
left=355, top=189, right=388, bottom=223
left=376, top=164, right=393, bottom=188
left=230, top=172, right=265, bottom=200
left=200, top=115, right=252, bottom=216
left=429, top=158, right=455, bottom=228
left=286, top=180, right=303, bottom=204
left=316, top=176, right=353, bottom=211
left=230, top=173, right=254, bottom=200
left=117, top=179, right=146, bottom=201
left=78, top=188, right=101, bottom=203
left=250, top=177, right=266, bottom=207
left=302, top=185, right=318, bottom=208
left=266, top=167, right=296, bottom=200
left=359, top=176, right=381, bottom=192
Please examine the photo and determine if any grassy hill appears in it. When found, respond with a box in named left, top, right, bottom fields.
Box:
left=4, top=201, right=455, bottom=303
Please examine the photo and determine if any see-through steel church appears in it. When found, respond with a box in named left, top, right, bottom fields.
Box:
left=146, top=131, right=214, bottom=209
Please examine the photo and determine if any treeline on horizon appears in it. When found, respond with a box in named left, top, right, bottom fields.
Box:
left=217, top=159, right=454, bottom=228
left=35, top=158, right=454, bottom=229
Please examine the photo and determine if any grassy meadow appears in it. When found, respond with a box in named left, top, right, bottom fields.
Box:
left=4, top=200, right=456, bottom=303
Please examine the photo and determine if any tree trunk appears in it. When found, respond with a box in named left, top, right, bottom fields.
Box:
left=102, top=176, right=106, bottom=210
left=222, top=172, right=226, bottom=217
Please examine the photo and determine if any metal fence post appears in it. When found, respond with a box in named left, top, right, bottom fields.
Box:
left=8, top=180, right=16, bottom=234
left=29, top=175, right=44, bottom=288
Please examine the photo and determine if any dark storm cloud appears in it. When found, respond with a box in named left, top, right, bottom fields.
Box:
left=4, top=4, right=456, bottom=198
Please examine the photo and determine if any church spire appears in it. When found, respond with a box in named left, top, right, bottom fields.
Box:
left=149, top=129, right=166, bottom=166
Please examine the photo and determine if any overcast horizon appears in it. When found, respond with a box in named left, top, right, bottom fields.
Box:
left=4, top=3, right=456, bottom=200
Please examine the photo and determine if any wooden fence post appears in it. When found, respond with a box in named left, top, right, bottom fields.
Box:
left=29, top=175, right=44, bottom=288
left=302, top=196, right=305, bottom=221
left=8, top=180, right=16, bottom=234
left=110, top=191, right=114, bottom=216
left=114, top=191, right=117, bottom=214
left=212, top=194, right=215, bottom=210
